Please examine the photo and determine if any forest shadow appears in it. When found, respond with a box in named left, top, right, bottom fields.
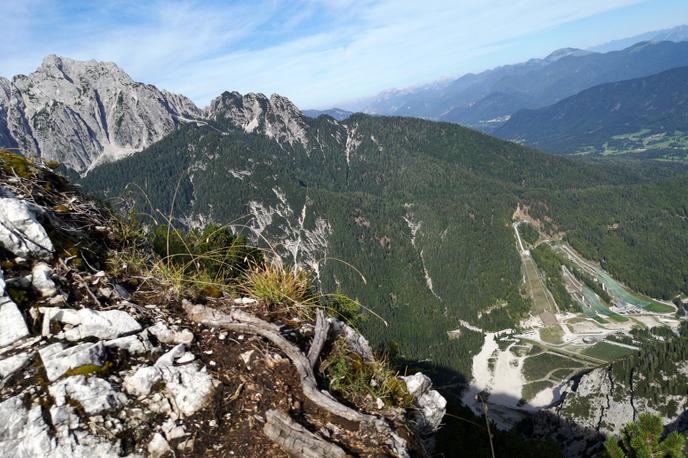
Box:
left=396, top=359, right=608, bottom=458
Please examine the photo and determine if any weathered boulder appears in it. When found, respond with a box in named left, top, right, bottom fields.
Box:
left=105, top=333, right=153, bottom=355
left=123, top=344, right=215, bottom=417
left=38, top=341, right=105, bottom=381
left=0, top=297, right=30, bottom=347
left=329, top=317, right=374, bottom=361
left=123, top=366, right=163, bottom=398
left=31, top=262, right=57, bottom=297
left=148, top=433, right=171, bottom=458
left=401, top=372, right=447, bottom=435
left=49, top=375, right=127, bottom=415
left=0, top=352, right=32, bottom=381
left=0, top=195, right=54, bottom=260
left=0, top=395, right=130, bottom=457
left=41, top=307, right=141, bottom=341
left=146, top=321, right=194, bottom=345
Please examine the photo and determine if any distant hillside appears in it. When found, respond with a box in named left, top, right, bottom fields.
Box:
left=590, top=24, right=688, bottom=53
left=495, top=66, right=688, bottom=159
left=302, top=108, right=353, bottom=120
left=344, top=41, right=688, bottom=132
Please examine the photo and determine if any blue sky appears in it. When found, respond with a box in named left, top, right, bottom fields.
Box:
left=1, top=0, right=687, bottom=108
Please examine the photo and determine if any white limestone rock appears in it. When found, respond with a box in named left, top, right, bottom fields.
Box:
left=401, top=372, right=432, bottom=398
left=31, top=262, right=57, bottom=297
left=40, top=307, right=141, bottom=341
left=123, top=345, right=214, bottom=417
left=0, top=267, right=5, bottom=296
left=0, top=196, right=54, bottom=260
left=0, top=297, right=30, bottom=347
left=0, top=396, right=130, bottom=457
left=105, top=333, right=153, bottom=355
left=123, top=366, right=163, bottom=398
left=148, top=433, right=171, bottom=458
left=555, top=367, right=648, bottom=435
left=154, top=343, right=187, bottom=367
left=38, top=341, right=105, bottom=381
left=400, top=372, right=447, bottom=435
left=0, top=396, right=55, bottom=457
left=0, top=351, right=32, bottom=380
left=329, top=317, right=374, bottom=361
left=147, top=321, right=194, bottom=345
left=163, top=363, right=215, bottom=417
left=162, top=419, right=188, bottom=440
left=49, top=375, right=127, bottom=414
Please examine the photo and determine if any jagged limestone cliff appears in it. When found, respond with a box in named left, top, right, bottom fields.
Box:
left=0, top=57, right=319, bottom=173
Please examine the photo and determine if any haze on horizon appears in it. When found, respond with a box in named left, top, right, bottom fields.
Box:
left=1, top=0, right=687, bottom=109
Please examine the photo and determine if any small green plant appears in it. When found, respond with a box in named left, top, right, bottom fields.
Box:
left=319, top=337, right=413, bottom=410
left=64, top=361, right=113, bottom=378
left=152, top=223, right=261, bottom=284
left=323, top=288, right=367, bottom=326
left=0, top=150, right=36, bottom=177
left=604, top=413, right=686, bottom=458
left=241, top=258, right=315, bottom=311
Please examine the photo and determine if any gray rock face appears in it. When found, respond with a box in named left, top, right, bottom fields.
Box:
left=0, top=195, right=54, bottom=260
left=123, top=344, right=214, bottom=417
left=0, top=298, right=30, bottom=347
left=1, top=55, right=316, bottom=172
left=40, top=307, right=142, bottom=341
left=31, top=263, right=57, bottom=297
left=0, top=352, right=32, bottom=381
left=0, top=55, right=202, bottom=172
left=38, top=341, right=105, bottom=381
left=0, top=395, right=127, bottom=458
left=329, top=317, right=374, bottom=361
left=206, top=91, right=309, bottom=148
left=400, top=372, right=447, bottom=436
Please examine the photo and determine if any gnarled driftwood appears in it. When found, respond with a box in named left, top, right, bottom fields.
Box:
left=307, top=308, right=329, bottom=369
left=263, top=409, right=347, bottom=458
left=182, top=301, right=372, bottom=423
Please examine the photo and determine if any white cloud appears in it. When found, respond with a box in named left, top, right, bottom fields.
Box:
left=0, top=0, right=646, bottom=107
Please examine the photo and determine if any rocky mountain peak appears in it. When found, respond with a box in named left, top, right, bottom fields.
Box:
left=543, top=47, right=594, bottom=62
left=206, top=90, right=309, bottom=148
left=35, top=54, right=134, bottom=86
left=0, top=55, right=202, bottom=172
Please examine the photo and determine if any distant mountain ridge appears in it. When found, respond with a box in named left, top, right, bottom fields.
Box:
left=589, top=24, right=688, bottom=53
left=495, top=66, right=688, bottom=158
left=302, top=108, right=353, bottom=121
left=342, top=40, right=688, bottom=132
left=0, top=56, right=310, bottom=172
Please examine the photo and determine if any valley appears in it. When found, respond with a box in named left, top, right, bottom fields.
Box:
left=460, top=218, right=680, bottom=428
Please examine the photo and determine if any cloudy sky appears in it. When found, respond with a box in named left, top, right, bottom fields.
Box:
left=1, top=0, right=686, bottom=108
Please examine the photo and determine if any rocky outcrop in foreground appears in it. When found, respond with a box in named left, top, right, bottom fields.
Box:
left=0, top=154, right=445, bottom=457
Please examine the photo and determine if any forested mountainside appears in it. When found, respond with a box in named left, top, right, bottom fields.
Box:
left=522, top=174, right=688, bottom=299
left=496, top=66, right=688, bottom=159
left=344, top=40, right=688, bottom=132
left=79, top=91, right=688, bottom=378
